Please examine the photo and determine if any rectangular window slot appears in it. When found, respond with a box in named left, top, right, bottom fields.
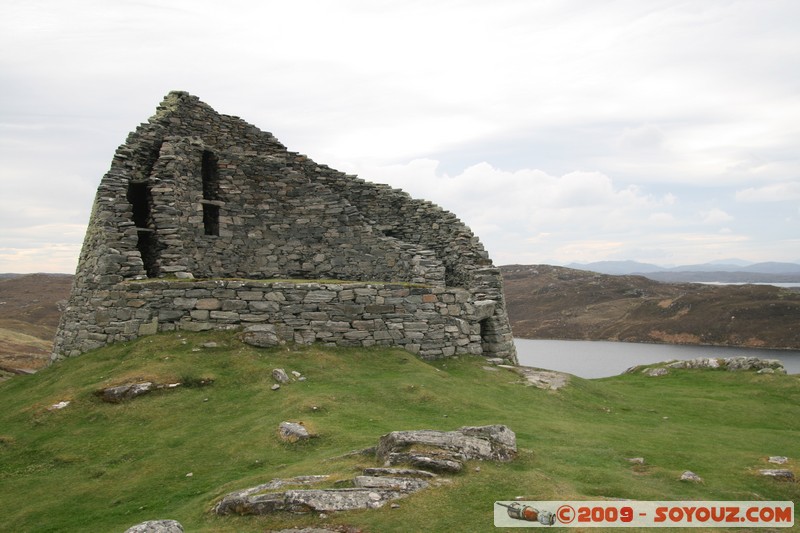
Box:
left=201, top=150, right=220, bottom=236
left=127, top=181, right=159, bottom=277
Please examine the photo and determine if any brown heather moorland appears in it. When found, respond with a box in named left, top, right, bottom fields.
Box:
left=501, top=264, right=800, bottom=350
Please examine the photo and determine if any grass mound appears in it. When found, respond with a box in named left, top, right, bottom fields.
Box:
left=0, top=331, right=798, bottom=532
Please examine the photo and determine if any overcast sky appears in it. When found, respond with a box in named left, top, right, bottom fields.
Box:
left=2, top=0, right=799, bottom=273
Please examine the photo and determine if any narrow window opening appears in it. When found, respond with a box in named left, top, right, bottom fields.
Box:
left=128, top=182, right=149, bottom=228
left=203, top=204, right=220, bottom=236
left=201, top=150, right=220, bottom=236
left=127, top=182, right=159, bottom=277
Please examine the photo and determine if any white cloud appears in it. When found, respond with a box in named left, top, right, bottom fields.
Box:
left=735, top=182, right=800, bottom=202
left=618, top=124, right=666, bottom=152
left=700, top=208, right=734, bottom=225
left=647, top=212, right=676, bottom=225
left=345, top=158, right=701, bottom=264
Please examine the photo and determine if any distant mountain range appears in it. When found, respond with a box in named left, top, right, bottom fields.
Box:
left=564, top=260, right=800, bottom=283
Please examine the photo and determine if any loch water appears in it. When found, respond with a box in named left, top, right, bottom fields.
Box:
left=514, top=338, right=800, bottom=378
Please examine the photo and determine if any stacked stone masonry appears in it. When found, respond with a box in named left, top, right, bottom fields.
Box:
left=52, top=91, right=516, bottom=363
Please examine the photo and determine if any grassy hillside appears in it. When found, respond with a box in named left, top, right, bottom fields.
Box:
left=0, top=331, right=797, bottom=532
left=502, top=264, right=800, bottom=349
left=0, top=273, right=72, bottom=375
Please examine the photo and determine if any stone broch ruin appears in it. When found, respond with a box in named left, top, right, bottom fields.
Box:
left=52, top=91, right=516, bottom=364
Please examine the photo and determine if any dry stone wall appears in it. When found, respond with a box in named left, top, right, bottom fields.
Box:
left=52, top=91, right=516, bottom=363
left=57, top=280, right=497, bottom=360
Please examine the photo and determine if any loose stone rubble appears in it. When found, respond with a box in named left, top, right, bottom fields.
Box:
left=52, top=91, right=516, bottom=365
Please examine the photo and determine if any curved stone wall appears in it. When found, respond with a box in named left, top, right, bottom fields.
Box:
left=52, top=92, right=516, bottom=363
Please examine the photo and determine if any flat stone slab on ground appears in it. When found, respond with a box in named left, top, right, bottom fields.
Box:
left=353, top=475, right=429, bottom=492
left=376, top=424, right=517, bottom=463
left=508, top=366, right=570, bottom=390
left=267, top=525, right=361, bottom=533
left=759, top=469, right=794, bottom=481
left=385, top=452, right=463, bottom=473
left=362, top=467, right=438, bottom=478
left=97, top=382, right=154, bottom=403
left=270, top=529, right=346, bottom=533
left=214, top=475, right=330, bottom=515
left=283, top=488, right=404, bottom=512
left=124, top=519, right=184, bottom=533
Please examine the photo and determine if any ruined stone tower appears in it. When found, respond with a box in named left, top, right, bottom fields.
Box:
left=52, top=91, right=516, bottom=363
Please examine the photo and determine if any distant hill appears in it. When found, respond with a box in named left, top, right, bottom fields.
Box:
left=566, top=260, right=666, bottom=275
left=501, top=264, right=800, bottom=349
left=0, top=273, right=73, bottom=375
left=566, top=260, right=800, bottom=283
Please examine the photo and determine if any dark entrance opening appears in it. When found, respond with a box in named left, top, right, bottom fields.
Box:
left=201, top=150, right=220, bottom=236
left=127, top=181, right=159, bottom=277
left=479, top=317, right=497, bottom=356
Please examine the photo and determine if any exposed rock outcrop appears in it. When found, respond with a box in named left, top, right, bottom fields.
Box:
left=96, top=382, right=154, bottom=403
left=666, top=356, right=785, bottom=372
left=214, top=425, right=516, bottom=518
left=626, top=356, right=786, bottom=376
left=214, top=475, right=331, bottom=515
left=376, top=424, right=517, bottom=463
left=213, top=474, right=410, bottom=515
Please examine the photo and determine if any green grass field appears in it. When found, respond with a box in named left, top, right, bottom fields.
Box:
left=0, top=331, right=797, bottom=532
